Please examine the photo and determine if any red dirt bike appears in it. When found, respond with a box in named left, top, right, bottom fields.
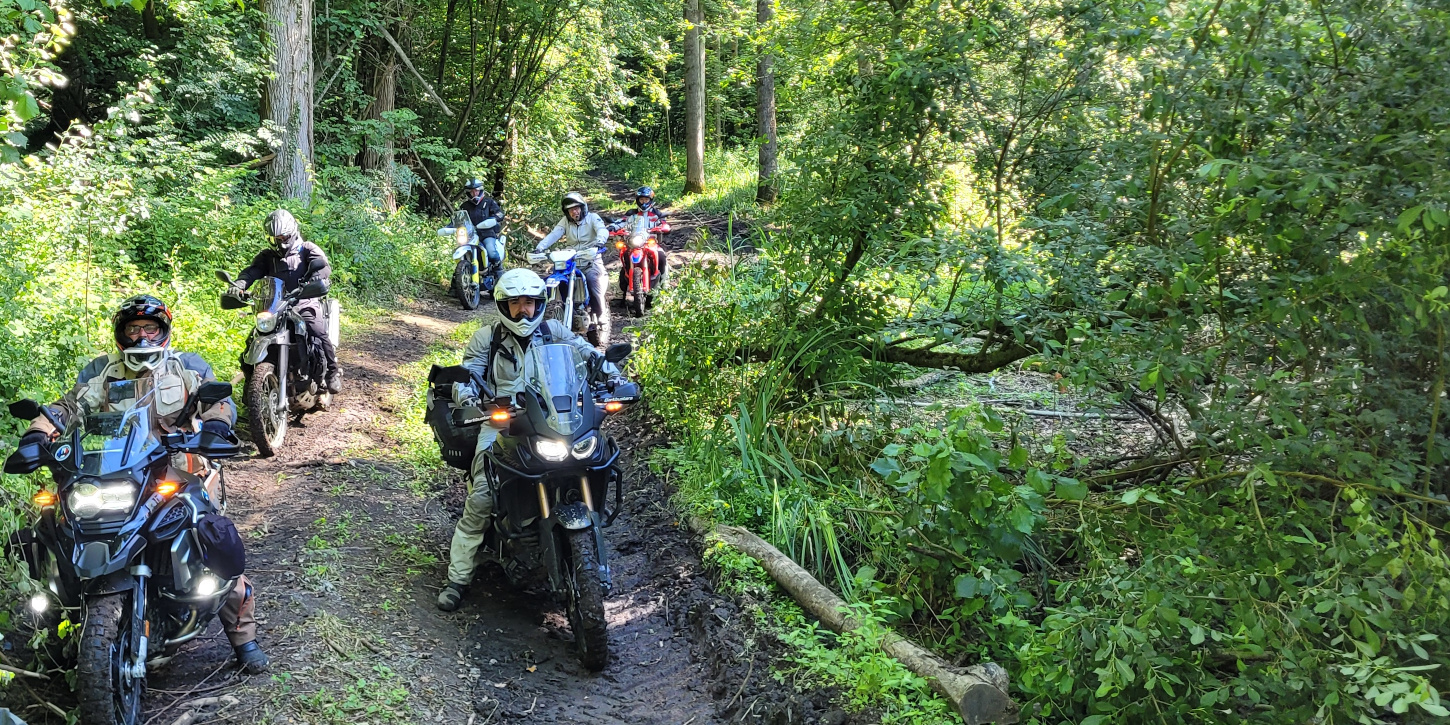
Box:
left=608, top=213, right=669, bottom=318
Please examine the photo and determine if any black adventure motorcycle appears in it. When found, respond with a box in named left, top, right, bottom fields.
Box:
left=215, top=269, right=339, bottom=457
left=4, top=382, right=241, bottom=725
left=426, top=341, right=639, bottom=670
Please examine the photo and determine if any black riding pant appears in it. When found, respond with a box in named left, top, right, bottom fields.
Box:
left=297, top=307, right=338, bottom=375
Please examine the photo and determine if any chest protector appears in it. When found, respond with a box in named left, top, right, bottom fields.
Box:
left=78, top=353, right=200, bottom=425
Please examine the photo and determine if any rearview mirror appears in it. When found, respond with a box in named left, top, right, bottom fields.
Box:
left=196, top=381, right=233, bottom=405
left=8, top=399, right=42, bottom=421
left=604, top=343, right=633, bottom=364
left=215, top=270, right=234, bottom=284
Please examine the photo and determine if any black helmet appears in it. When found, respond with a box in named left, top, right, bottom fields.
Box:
left=561, top=192, right=589, bottom=219
left=464, top=178, right=486, bottom=190
left=635, top=186, right=655, bottom=207
left=264, top=209, right=300, bottom=253
left=113, top=295, right=173, bottom=372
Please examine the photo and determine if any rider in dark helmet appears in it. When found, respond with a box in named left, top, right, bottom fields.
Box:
left=615, top=186, right=670, bottom=299
left=7, top=296, right=270, bottom=674
left=230, top=210, right=342, bottom=394
left=459, top=178, right=507, bottom=270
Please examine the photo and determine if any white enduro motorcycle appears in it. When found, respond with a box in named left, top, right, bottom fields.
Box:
left=439, top=211, right=507, bottom=310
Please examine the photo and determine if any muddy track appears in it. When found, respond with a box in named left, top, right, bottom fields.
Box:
left=124, top=186, right=828, bottom=725
left=1, top=184, right=837, bottom=725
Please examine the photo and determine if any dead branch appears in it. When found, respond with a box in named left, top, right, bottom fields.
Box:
left=379, top=27, right=454, bottom=117
left=710, top=524, right=1019, bottom=724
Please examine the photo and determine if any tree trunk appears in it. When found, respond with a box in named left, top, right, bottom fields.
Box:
left=710, top=524, right=1020, bottom=724
left=142, top=0, right=161, bottom=40
left=683, top=0, right=707, bottom=194
left=754, top=0, right=778, bottom=204
left=360, top=37, right=397, bottom=212
left=262, top=0, right=315, bottom=203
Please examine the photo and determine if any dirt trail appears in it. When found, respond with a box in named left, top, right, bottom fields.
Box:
left=127, top=185, right=815, bottom=725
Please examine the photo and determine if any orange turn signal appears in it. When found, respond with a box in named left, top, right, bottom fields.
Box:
left=615, top=242, right=625, bottom=251
left=604, top=401, right=624, bottom=413
left=156, top=481, right=180, bottom=497
left=32, top=490, right=56, bottom=507
left=490, top=409, right=511, bottom=424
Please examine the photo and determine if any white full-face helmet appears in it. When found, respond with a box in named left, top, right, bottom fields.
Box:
left=493, top=268, right=548, bottom=337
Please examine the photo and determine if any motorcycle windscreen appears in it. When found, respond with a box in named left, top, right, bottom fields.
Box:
left=253, top=277, right=285, bottom=316
left=520, top=343, right=589, bottom=437
left=80, top=400, right=160, bottom=475
left=629, top=214, right=651, bottom=248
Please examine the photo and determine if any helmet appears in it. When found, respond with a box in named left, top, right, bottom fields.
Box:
left=635, top=186, right=655, bottom=208
left=561, top=192, right=589, bottom=220
left=493, top=268, right=548, bottom=338
left=464, top=178, right=486, bottom=191
left=264, top=209, right=300, bottom=253
left=113, top=295, right=173, bottom=372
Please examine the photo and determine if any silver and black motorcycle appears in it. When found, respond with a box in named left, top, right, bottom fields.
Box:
left=426, top=342, right=639, bottom=670
left=4, top=382, right=240, bottom=725
left=440, top=211, right=507, bottom=310
left=215, top=270, right=339, bottom=457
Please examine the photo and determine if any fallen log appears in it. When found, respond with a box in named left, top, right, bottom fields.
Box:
left=710, top=523, right=1020, bottom=724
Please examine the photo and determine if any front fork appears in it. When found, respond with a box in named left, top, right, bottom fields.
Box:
left=536, top=477, right=612, bottom=597
left=124, top=565, right=150, bottom=680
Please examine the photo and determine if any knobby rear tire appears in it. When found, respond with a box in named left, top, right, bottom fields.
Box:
left=564, top=530, right=609, bottom=671
left=77, top=593, right=141, bottom=725
left=245, top=362, right=286, bottom=457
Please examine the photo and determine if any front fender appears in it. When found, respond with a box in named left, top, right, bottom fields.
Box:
left=453, top=245, right=476, bottom=261
left=244, top=331, right=284, bottom=365
left=553, top=502, right=593, bottom=531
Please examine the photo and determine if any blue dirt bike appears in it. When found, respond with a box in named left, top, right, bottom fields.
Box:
left=527, top=247, right=607, bottom=347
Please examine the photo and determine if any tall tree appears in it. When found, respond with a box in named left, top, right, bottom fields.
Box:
left=683, top=0, right=707, bottom=194
left=754, top=0, right=776, bottom=203
left=262, top=0, right=315, bottom=202
left=360, top=32, right=398, bottom=211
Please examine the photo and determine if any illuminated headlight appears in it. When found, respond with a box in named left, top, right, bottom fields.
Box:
left=28, top=593, right=48, bottom=613
left=196, top=574, right=220, bottom=596
left=255, top=311, right=278, bottom=333
left=68, top=483, right=137, bottom=518
left=570, top=434, right=597, bottom=459
left=535, top=439, right=569, bottom=462
left=629, top=235, right=647, bottom=249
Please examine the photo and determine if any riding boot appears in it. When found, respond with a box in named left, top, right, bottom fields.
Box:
left=321, top=337, right=342, bottom=393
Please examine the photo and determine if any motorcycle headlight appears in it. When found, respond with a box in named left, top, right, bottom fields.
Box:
left=629, top=235, right=648, bottom=249
left=255, top=311, right=278, bottom=333
left=535, top=438, right=569, bottom=462
left=68, top=483, right=137, bottom=518
left=570, top=434, right=598, bottom=459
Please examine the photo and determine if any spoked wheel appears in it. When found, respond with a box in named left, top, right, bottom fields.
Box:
left=245, top=362, right=287, bottom=457
left=454, top=258, right=481, bottom=310
left=77, top=594, right=142, bottom=725
left=562, top=530, right=609, bottom=671
left=629, top=267, right=647, bottom=318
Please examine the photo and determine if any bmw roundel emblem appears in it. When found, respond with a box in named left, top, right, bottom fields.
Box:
left=54, top=444, right=72, bottom=459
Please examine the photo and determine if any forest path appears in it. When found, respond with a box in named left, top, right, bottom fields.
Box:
left=136, top=199, right=748, bottom=723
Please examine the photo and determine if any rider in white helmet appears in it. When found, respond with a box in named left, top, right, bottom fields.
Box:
left=437, top=268, right=623, bottom=611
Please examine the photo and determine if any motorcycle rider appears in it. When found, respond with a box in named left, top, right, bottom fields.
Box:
left=459, top=178, right=506, bottom=271
left=612, top=186, right=670, bottom=301
left=227, top=209, right=342, bottom=393
left=437, top=268, right=624, bottom=611
left=8, top=295, right=270, bottom=674
left=534, top=192, right=611, bottom=347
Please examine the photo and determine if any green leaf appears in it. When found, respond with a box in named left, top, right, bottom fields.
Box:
left=1120, top=488, right=1143, bottom=505
left=1008, top=504, right=1037, bottom=533
left=1055, top=478, right=1088, bottom=501
left=1009, top=446, right=1028, bottom=469
left=1080, top=717, right=1107, bottom=725
left=1418, top=703, right=1450, bottom=717
left=1398, top=204, right=1425, bottom=233
left=953, top=574, right=980, bottom=599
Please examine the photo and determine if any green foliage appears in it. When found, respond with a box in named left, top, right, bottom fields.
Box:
left=598, top=144, right=763, bottom=216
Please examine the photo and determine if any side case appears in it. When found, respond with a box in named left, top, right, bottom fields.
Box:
left=325, top=299, right=341, bottom=347
left=425, top=365, right=480, bottom=470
